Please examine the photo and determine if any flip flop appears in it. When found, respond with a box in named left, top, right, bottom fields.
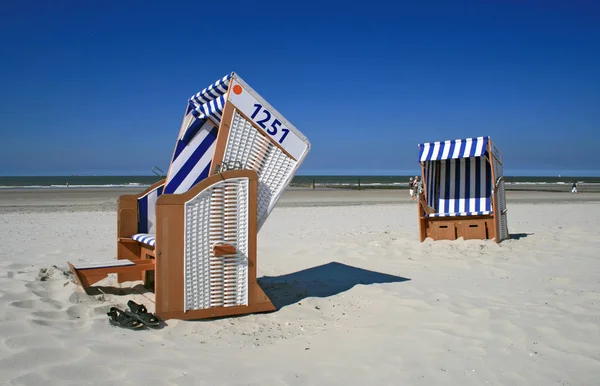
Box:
left=107, top=307, right=144, bottom=329
left=127, top=300, right=160, bottom=327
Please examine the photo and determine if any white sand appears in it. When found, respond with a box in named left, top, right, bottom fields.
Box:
left=1, top=197, right=600, bottom=385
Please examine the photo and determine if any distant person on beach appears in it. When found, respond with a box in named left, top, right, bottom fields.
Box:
left=415, top=176, right=423, bottom=199
left=409, top=177, right=415, bottom=200
left=571, top=182, right=578, bottom=193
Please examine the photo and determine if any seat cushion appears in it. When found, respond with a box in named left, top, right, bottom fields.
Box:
left=427, top=210, right=492, bottom=218
left=131, top=233, right=156, bottom=247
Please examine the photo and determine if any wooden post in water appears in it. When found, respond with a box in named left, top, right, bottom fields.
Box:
left=358, top=178, right=361, bottom=190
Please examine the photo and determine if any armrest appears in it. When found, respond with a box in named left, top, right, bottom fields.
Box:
left=419, top=193, right=436, bottom=215
left=157, top=170, right=258, bottom=205
left=213, top=243, right=237, bottom=257
left=135, top=179, right=167, bottom=199
left=117, top=197, right=138, bottom=238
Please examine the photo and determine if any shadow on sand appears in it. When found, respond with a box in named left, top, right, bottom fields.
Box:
left=259, top=261, right=410, bottom=310
left=510, top=233, right=533, bottom=240
left=84, top=283, right=152, bottom=297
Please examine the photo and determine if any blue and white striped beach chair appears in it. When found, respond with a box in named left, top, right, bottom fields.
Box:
left=69, top=72, right=311, bottom=320
left=417, top=136, right=509, bottom=242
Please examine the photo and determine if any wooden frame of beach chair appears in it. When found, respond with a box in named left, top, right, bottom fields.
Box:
left=416, top=136, right=509, bottom=243
left=68, top=72, right=311, bottom=320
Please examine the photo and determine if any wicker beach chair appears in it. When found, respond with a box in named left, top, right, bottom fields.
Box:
left=416, top=136, right=509, bottom=242
left=69, top=72, right=311, bottom=320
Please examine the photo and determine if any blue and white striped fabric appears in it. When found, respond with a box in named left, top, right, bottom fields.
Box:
left=164, top=73, right=232, bottom=195
left=186, top=73, right=231, bottom=125
left=424, top=161, right=437, bottom=209
left=428, top=157, right=492, bottom=217
left=190, top=95, right=226, bottom=123
left=132, top=233, right=156, bottom=247
left=419, top=136, right=489, bottom=162
left=137, top=184, right=164, bottom=234
left=188, top=73, right=232, bottom=108
left=165, top=120, right=218, bottom=194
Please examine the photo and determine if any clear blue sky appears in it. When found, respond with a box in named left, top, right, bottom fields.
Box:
left=1, top=0, right=599, bottom=176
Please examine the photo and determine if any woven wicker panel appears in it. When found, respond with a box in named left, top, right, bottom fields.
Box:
left=493, top=153, right=509, bottom=241
left=184, top=177, right=249, bottom=311
left=222, top=110, right=296, bottom=230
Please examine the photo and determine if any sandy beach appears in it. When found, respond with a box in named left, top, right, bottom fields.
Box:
left=1, top=189, right=599, bottom=385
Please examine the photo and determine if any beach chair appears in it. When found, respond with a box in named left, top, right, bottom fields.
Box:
left=416, top=136, right=509, bottom=242
left=69, top=72, right=311, bottom=320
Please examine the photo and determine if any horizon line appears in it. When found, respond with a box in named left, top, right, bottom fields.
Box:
left=1, top=171, right=600, bottom=178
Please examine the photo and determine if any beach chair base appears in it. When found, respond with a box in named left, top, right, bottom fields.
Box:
left=68, top=259, right=155, bottom=290
left=156, top=283, right=276, bottom=321
left=420, top=215, right=496, bottom=242
left=68, top=259, right=275, bottom=320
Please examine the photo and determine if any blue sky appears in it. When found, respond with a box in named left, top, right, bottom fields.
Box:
left=0, top=0, right=599, bottom=176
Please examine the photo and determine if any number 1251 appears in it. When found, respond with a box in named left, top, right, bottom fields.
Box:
left=250, top=103, right=290, bottom=144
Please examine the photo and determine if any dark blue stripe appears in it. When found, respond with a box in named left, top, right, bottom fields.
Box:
left=452, top=160, right=460, bottom=212
left=215, top=82, right=229, bottom=94
left=181, top=118, right=207, bottom=146
left=191, top=161, right=213, bottom=188
left=427, top=162, right=435, bottom=208
left=438, top=142, right=446, bottom=159
left=138, top=196, right=148, bottom=233
left=474, top=157, right=482, bottom=212
left=457, top=140, right=467, bottom=159
left=205, top=86, right=220, bottom=100
left=468, top=140, right=478, bottom=157
left=172, top=140, right=188, bottom=162
left=464, top=157, right=471, bottom=212
left=164, top=126, right=218, bottom=194
left=432, top=163, right=437, bottom=209
left=443, top=159, right=451, bottom=204
left=447, top=141, right=456, bottom=160
left=485, top=159, right=492, bottom=211
left=425, top=144, right=434, bottom=161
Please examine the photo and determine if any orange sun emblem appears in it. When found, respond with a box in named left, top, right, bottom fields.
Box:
left=233, top=85, right=243, bottom=95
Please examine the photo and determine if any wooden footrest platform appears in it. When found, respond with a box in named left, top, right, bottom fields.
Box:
left=68, top=259, right=155, bottom=289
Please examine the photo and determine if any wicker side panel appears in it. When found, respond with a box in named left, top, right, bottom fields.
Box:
left=184, top=177, right=249, bottom=311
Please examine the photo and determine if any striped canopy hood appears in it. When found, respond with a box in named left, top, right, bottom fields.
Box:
left=418, top=136, right=489, bottom=162
left=163, top=73, right=234, bottom=195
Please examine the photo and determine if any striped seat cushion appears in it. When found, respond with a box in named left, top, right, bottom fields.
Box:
left=426, top=210, right=492, bottom=218
left=131, top=233, right=156, bottom=247
left=430, top=157, right=493, bottom=217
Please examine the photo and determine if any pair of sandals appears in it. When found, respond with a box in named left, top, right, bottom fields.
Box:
left=107, top=300, right=160, bottom=329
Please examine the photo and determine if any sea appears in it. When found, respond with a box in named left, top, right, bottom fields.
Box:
left=0, top=175, right=598, bottom=190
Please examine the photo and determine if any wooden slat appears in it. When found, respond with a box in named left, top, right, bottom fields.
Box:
left=155, top=202, right=185, bottom=315
left=73, top=259, right=134, bottom=270
left=118, top=237, right=137, bottom=244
